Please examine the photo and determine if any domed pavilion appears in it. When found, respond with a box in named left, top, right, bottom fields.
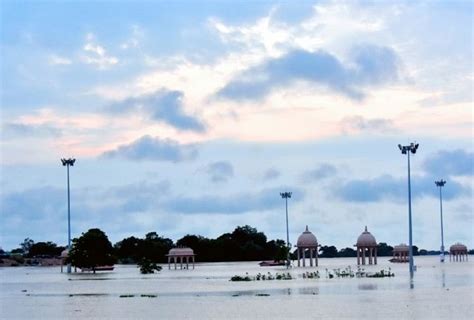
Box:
left=167, top=247, right=196, bottom=270
left=449, top=243, right=468, bottom=262
left=355, top=226, right=378, bottom=265
left=392, top=243, right=409, bottom=263
left=296, top=226, right=319, bottom=267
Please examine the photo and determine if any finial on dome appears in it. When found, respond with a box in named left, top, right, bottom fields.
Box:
left=365, top=226, right=368, bottom=232
left=305, top=225, right=309, bottom=232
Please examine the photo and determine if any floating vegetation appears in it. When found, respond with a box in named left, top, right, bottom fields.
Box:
left=255, top=293, right=270, bottom=296
left=230, top=266, right=394, bottom=282
left=119, top=294, right=135, bottom=298
left=302, top=271, right=320, bottom=279
left=355, top=266, right=394, bottom=278
left=140, top=294, right=157, bottom=298
left=230, top=272, right=292, bottom=281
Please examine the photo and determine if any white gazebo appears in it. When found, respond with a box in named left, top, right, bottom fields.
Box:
left=166, top=247, right=196, bottom=270
left=296, top=226, right=319, bottom=267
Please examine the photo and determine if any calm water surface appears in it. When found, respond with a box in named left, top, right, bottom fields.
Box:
left=1, top=256, right=473, bottom=319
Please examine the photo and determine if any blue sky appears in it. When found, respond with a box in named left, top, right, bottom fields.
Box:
left=1, top=0, right=473, bottom=251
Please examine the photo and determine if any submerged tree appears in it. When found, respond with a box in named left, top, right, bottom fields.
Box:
left=67, top=228, right=116, bottom=273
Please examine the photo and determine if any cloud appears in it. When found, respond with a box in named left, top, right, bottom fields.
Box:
left=107, top=90, right=205, bottom=132
left=48, top=54, right=72, bottom=66
left=217, top=45, right=399, bottom=101
left=263, top=168, right=281, bottom=181
left=101, top=135, right=198, bottom=162
left=205, top=161, right=234, bottom=183
left=335, top=174, right=469, bottom=203
left=340, top=116, right=396, bottom=134
left=164, top=186, right=305, bottom=214
left=423, top=149, right=473, bottom=177
left=302, top=163, right=337, bottom=182
left=2, top=122, right=62, bottom=139
left=81, top=33, right=119, bottom=69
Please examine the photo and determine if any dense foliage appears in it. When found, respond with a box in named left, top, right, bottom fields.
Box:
left=114, top=232, right=173, bottom=264
left=28, top=242, right=65, bottom=258
left=67, top=228, right=116, bottom=272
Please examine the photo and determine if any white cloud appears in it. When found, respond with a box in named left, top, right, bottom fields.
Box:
left=81, top=34, right=119, bottom=69
left=48, top=54, right=72, bottom=65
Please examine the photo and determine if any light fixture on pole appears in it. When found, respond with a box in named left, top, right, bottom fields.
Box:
left=435, top=179, right=446, bottom=262
left=398, top=142, right=419, bottom=280
left=61, top=158, right=76, bottom=274
left=280, top=191, right=292, bottom=269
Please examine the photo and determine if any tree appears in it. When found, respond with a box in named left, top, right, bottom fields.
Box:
left=137, top=258, right=162, bottom=274
left=319, top=245, right=338, bottom=258
left=377, top=242, right=393, bottom=256
left=338, top=247, right=357, bottom=257
left=28, top=242, right=64, bottom=258
left=20, top=238, right=34, bottom=255
left=67, top=228, right=116, bottom=273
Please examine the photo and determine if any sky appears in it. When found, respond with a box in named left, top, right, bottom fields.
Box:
left=1, top=0, right=473, bottom=251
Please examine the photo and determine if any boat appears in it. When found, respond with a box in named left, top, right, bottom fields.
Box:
left=259, top=260, right=286, bottom=267
left=81, top=265, right=115, bottom=272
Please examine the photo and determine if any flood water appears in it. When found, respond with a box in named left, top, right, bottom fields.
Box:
left=1, top=256, right=473, bottom=319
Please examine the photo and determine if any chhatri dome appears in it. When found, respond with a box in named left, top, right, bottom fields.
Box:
left=296, top=226, right=319, bottom=267
left=355, top=226, right=378, bottom=265
left=297, top=225, right=318, bottom=247
left=356, top=226, right=377, bottom=247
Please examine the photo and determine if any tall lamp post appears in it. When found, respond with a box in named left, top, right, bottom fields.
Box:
left=435, top=179, right=446, bottom=262
left=280, top=192, right=292, bottom=269
left=398, top=142, right=419, bottom=280
left=61, top=158, right=76, bottom=273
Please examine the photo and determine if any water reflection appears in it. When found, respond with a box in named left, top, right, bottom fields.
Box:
left=358, top=284, right=377, bottom=291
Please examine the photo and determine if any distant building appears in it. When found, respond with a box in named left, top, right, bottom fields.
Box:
left=296, top=226, right=319, bottom=267
left=167, top=247, right=196, bottom=269
left=449, top=243, right=468, bottom=262
left=355, top=226, right=377, bottom=265
left=392, top=243, right=409, bottom=263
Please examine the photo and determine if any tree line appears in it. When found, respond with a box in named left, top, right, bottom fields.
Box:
left=3, top=226, right=470, bottom=268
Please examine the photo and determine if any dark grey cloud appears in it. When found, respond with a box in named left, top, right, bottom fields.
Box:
left=164, top=187, right=305, bottom=214
left=107, top=90, right=205, bottom=132
left=101, top=135, right=198, bottom=162
left=263, top=168, right=281, bottom=181
left=205, top=161, right=234, bottom=183
left=217, top=45, right=399, bottom=101
left=302, top=163, right=338, bottom=182
left=423, top=149, right=473, bottom=177
left=2, top=122, right=62, bottom=139
left=335, top=174, right=469, bottom=203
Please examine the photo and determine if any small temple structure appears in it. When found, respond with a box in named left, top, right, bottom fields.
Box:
left=355, top=226, right=377, bottom=265
left=296, top=226, right=319, bottom=267
left=392, top=243, right=409, bottom=263
left=449, top=243, right=468, bottom=262
left=167, top=247, right=196, bottom=269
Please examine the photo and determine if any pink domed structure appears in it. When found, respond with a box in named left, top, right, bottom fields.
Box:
left=449, top=243, right=468, bottom=262
left=296, top=226, right=319, bottom=267
left=167, top=247, right=196, bottom=270
left=355, top=226, right=377, bottom=265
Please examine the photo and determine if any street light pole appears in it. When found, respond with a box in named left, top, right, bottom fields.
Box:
left=280, top=192, right=292, bottom=269
left=398, top=142, right=419, bottom=280
left=61, top=158, right=76, bottom=273
left=435, top=179, right=446, bottom=262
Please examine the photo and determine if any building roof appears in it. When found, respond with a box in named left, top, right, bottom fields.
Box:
left=166, top=247, right=195, bottom=257
left=60, top=249, right=69, bottom=258
left=450, top=243, right=468, bottom=252
left=356, top=226, right=377, bottom=247
left=393, top=243, right=409, bottom=252
left=296, top=226, right=318, bottom=248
